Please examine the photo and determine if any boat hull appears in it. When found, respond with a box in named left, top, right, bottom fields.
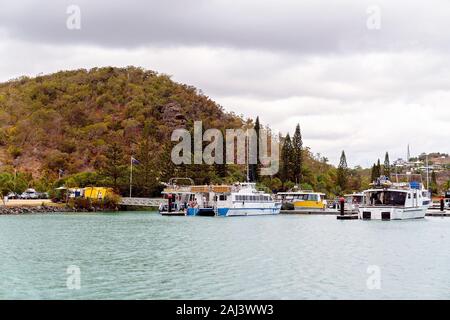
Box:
left=160, top=211, right=186, bottom=216
left=293, top=201, right=326, bottom=211
left=187, top=204, right=281, bottom=217
left=223, top=206, right=281, bottom=216
left=358, top=206, right=427, bottom=220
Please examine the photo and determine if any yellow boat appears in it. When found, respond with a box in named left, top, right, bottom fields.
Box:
left=277, top=191, right=327, bottom=210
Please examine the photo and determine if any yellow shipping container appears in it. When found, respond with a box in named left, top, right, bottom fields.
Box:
left=84, top=187, right=114, bottom=200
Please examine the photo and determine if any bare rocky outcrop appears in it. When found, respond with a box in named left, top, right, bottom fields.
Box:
left=161, top=102, right=186, bottom=126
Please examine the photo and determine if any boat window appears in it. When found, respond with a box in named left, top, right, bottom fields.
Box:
left=219, top=195, right=227, bottom=201
left=368, top=191, right=406, bottom=206
left=308, top=194, right=319, bottom=201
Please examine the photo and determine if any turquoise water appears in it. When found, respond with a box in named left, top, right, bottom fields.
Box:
left=1, top=212, right=450, bottom=299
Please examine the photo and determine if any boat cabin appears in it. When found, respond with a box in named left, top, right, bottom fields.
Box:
left=276, top=191, right=325, bottom=202
left=343, top=193, right=364, bottom=212
left=276, top=191, right=327, bottom=210
left=363, top=186, right=430, bottom=208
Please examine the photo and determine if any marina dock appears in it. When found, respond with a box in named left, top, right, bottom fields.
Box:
left=281, top=209, right=341, bottom=215
left=281, top=209, right=450, bottom=218
left=426, top=211, right=450, bottom=217
left=336, top=214, right=358, bottom=220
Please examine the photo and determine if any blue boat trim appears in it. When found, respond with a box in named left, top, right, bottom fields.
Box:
left=187, top=207, right=279, bottom=216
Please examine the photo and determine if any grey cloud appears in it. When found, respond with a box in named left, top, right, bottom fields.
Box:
left=1, top=0, right=450, bottom=167
left=1, top=0, right=450, bottom=54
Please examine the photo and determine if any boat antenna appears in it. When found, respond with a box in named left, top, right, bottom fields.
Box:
left=426, top=154, right=429, bottom=190
left=246, top=129, right=250, bottom=182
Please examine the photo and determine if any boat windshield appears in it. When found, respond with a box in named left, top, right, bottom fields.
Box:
left=346, top=196, right=363, bottom=204
left=365, top=191, right=407, bottom=206
left=297, top=194, right=320, bottom=201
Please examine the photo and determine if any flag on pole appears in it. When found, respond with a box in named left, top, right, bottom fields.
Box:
left=129, top=156, right=140, bottom=198
left=131, top=156, right=140, bottom=165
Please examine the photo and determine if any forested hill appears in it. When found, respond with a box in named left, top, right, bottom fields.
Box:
left=1, top=67, right=447, bottom=197
left=0, top=67, right=244, bottom=186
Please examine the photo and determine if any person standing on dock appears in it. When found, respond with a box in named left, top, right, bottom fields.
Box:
left=339, top=197, right=345, bottom=216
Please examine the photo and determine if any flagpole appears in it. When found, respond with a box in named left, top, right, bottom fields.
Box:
left=129, top=156, right=133, bottom=198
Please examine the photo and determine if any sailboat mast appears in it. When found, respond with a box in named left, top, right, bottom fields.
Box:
left=246, top=130, right=250, bottom=182
left=426, top=154, right=429, bottom=190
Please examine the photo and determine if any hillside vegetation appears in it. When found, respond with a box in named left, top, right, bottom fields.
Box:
left=0, top=67, right=447, bottom=197
left=0, top=67, right=250, bottom=195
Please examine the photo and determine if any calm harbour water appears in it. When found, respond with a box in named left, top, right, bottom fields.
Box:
left=1, top=212, right=450, bottom=300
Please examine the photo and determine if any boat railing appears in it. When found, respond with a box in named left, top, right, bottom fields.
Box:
left=163, top=186, right=192, bottom=193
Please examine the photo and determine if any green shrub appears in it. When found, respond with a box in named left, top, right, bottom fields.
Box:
left=7, top=145, right=22, bottom=158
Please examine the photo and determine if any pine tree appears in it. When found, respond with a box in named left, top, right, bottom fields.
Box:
left=159, top=141, right=177, bottom=183
left=371, top=160, right=381, bottom=182
left=100, top=142, right=127, bottom=192
left=214, top=129, right=227, bottom=180
left=371, top=164, right=377, bottom=182
left=281, top=134, right=293, bottom=184
left=377, top=159, right=382, bottom=178
left=249, top=117, right=260, bottom=182
left=292, top=124, right=303, bottom=184
left=337, top=150, right=348, bottom=192
left=383, top=152, right=391, bottom=179
left=431, top=171, right=438, bottom=195
left=135, top=135, right=159, bottom=197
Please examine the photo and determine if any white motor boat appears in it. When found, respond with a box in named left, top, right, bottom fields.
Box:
left=188, top=183, right=281, bottom=217
left=358, top=176, right=431, bottom=220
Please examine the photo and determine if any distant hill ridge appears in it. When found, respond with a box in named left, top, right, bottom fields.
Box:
left=0, top=66, right=243, bottom=178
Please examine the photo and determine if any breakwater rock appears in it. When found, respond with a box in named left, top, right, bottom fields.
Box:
left=0, top=205, right=77, bottom=215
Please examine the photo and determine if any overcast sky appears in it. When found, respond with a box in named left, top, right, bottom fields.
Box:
left=1, top=0, right=449, bottom=167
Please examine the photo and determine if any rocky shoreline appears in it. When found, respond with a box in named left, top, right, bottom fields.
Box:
left=0, top=205, right=85, bottom=215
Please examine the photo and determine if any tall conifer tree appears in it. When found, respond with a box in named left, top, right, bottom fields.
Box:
left=281, top=134, right=293, bottom=183
left=292, top=124, right=303, bottom=184
left=337, top=150, right=348, bottom=192
left=383, top=152, right=391, bottom=179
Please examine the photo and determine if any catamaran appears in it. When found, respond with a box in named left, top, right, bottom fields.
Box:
left=358, top=176, right=431, bottom=220
left=187, top=183, right=281, bottom=217
left=160, top=181, right=281, bottom=217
